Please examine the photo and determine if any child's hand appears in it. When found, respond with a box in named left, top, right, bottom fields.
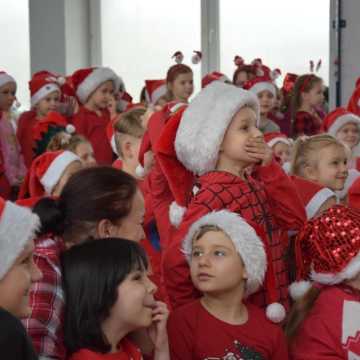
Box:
left=245, top=136, right=273, bottom=166
left=147, top=301, right=169, bottom=353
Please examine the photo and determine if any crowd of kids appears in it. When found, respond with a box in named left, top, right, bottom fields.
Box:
left=0, top=51, right=360, bottom=359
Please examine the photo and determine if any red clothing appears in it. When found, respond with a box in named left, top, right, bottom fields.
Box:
left=112, top=158, right=123, bottom=169
left=69, top=338, right=142, bottom=360
left=163, top=161, right=306, bottom=310
left=23, top=236, right=66, bottom=360
left=168, top=299, right=288, bottom=360
left=72, top=106, right=113, bottom=164
left=16, top=110, right=38, bottom=168
left=290, top=285, right=360, bottom=359
left=0, top=149, right=11, bottom=199
left=293, top=110, right=322, bottom=137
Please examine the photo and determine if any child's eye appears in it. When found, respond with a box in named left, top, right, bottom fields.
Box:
left=214, top=250, right=226, bottom=257
left=240, top=126, right=249, bottom=131
left=132, top=272, right=143, bottom=281
left=192, top=250, right=202, bottom=258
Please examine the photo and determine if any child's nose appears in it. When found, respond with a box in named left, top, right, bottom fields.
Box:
left=251, top=126, right=263, bottom=138
left=146, top=277, right=158, bottom=294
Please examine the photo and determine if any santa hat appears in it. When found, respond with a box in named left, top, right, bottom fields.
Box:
left=291, top=176, right=335, bottom=219
left=71, top=67, right=123, bottom=104
left=174, top=81, right=260, bottom=176
left=264, top=132, right=291, bottom=148
left=321, top=107, right=360, bottom=137
left=0, top=197, right=40, bottom=280
left=243, top=71, right=280, bottom=97
left=145, top=80, right=167, bottom=105
left=347, top=78, right=360, bottom=116
left=106, top=119, right=119, bottom=156
left=348, top=177, right=360, bottom=209
left=335, top=168, right=360, bottom=201
left=282, top=73, right=298, bottom=95
left=201, top=71, right=230, bottom=88
left=290, top=205, right=360, bottom=300
left=29, top=71, right=65, bottom=107
left=182, top=210, right=286, bottom=323
left=135, top=131, right=151, bottom=178
left=117, top=91, right=133, bottom=112
left=0, top=71, right=16, bottom=88
left=19, top=150, right=80, bottom=198
left=33, top=111, right=75, bottom=156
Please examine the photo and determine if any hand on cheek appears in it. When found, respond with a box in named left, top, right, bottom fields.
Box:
left=245, top=137, right=273, bottom=166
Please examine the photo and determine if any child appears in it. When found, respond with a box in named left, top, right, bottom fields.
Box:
left=0, top=196, right=42, bottom=359
left=62, top=134, right=96, bottom=167
left=0, top=71, right=27, bottom=199
left=202, top=71, right=230, bottom=88
left=286, top=205, right=360, bottom=358
left=291, top=74, right=325, bottom=138
left=62, top=238, right=170, bottom=360
left=17, top=71, right=64, bottom=168
left=232, top=56, right=256, bottom=87
left=145, top=79, right=167, bottom=108
left=264, top=132, right=292, bottom=166
left=290, top=134, right=348, bottom=192
left=168, top=210, right=288, bottom=359
left=114, top=108, right=146, bottom=177
left=244, top=68, right=281, bottom=134
left=71, top=66, right=122, bottom=164
left=158, top=81, right=306, bottom=310
left=18, top=150, right=82, bottom=199
left=164, top=60, right=194, bottom=103
left=321, top=107, right=360, bottom=169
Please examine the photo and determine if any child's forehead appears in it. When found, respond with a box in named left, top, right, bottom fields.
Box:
left=193, top=228, right=235, bottom=248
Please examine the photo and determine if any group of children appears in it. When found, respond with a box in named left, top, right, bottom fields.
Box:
left=0, top=53, right=360, bottom=359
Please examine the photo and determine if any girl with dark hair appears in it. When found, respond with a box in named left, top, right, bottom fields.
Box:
left=62, top=238, right=169, bottom=360
left=164, top=64, right=193, bottom=103
left=24, top=166, right=146, bottom=360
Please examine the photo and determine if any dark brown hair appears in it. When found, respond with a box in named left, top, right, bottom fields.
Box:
left=33, top=166, right=137, bottom=244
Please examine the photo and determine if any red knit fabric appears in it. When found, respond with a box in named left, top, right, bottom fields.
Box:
left=293, top=111, right=322, bottom=137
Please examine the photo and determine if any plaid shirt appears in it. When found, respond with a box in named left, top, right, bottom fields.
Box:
left=23, top=236, right=66, bottom=360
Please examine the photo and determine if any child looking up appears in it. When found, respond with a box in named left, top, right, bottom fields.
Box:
left=286, top=205, right=360, bottom=358
left=0, top=71, right=26, bottom=199
left=71, top=67, right=122, bottom=164
left=291, top=134, right=348, bottom=192
left=62, top=238, right=170, bottom=360
left=168, top=210, right=288, bottom=359
left=291, top=74, right=325, bottom=138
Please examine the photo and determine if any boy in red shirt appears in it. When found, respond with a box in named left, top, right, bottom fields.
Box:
left=168, top=210, right=288, bottom=359
left=71, top=67, right=123, bottom=165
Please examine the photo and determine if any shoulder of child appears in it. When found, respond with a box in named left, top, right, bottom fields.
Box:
left=168, top=299, right=200, bottom=324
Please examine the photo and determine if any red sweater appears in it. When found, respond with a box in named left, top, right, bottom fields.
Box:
left=71, top=107, right=113, bottom=165
left=69, top=338, right=142, bottom=360
left=16, top=110, right=38, bottom=168
left=163, top=161, right=306, bottom=310
left=293, top=111, right=322, bottom=138
left=168, top=299, right=288, bottom=360
left=290, top=285, right=360, bottom=359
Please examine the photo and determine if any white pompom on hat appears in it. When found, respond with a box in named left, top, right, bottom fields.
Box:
left=0, top=197, right=40, bottom=280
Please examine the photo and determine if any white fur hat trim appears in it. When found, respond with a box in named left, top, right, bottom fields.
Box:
left=0, top=73, right=16, bottom=88
left=306, top=187, right=335, bottom=219
left=169, top=201, right=187, bottom=227
left=249, top=82, right=276, bottom=97
left=328, top=113, right=360, bottom=137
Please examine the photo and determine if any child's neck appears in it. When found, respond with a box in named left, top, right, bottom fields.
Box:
left=84, top=102, right=103, bottom=116
left=201, top=289, right=248, bottom=325
left=260, top=113, right=269, bottom=125
left=102, top=318, right=131, bottom=353
left=298, top=102, right=314, bottom=114
left=121, top=160, right=137, bottom=178
left=216, top=156, right=249, bottom=180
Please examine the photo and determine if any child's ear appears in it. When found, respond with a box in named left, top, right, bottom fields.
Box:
left=303, top=165, right=318, bottom=181
left=121, top=140, right=133, bottom=159
left=97, top=219, right=114, bottom=238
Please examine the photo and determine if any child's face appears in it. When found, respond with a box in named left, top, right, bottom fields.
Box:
left=273, top=142, right=291, bottom=166
left=110, top=268, right=157, bottom=330
left=88, top=80, right=115, bottom=110
left=234, top=71, right=248, bottom=87
left=303, top=81, right=324, bottom=108
left=35, top=90, right=61, bottom=118
left=336, top=123, right=360, bottom=149
left=218, top=107, right=262, bottom=166
left=306, top=145, right=348, bottom=191
left=257, top=90, right=275, bottom=116
left=0, top=240, right=42, bottom=318
left=52, top=160, right=83, bottom=196
left=75, top=142, right=96, bottom=167
left=168, top=72, right=194, bottom=102
left=190, top=230, right=248, bottom=296
left=0, top=82, right=16, bottom=111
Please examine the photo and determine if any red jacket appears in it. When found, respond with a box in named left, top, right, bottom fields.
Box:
left=163, top=161, right=306, bottom=310
left=72, top=107, right=113, bottom=165
left=290, top=285, right=360, bottom=359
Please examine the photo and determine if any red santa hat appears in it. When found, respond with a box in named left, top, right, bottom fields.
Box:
left=290, top=205, right=360, bottom=300
left=19, top=150, right=80, bottom=198
left=264, top=132, right=291, bottom=148
left=174, top=81, right=259, bottom=176
left=282, top=73, right=298, bottom=95
left=135, top=131, right=151, bottom=178
left=71, top=67, right=123, bottom=104
left=243, top=71, right=280, bottom=97
left=291, top=176, right=336, bottom=219
left=145, top=80, right=167, bottom=105
left=117, top=91, right=133, bottom=112
left=201, top=71, right=230, bottom=88
left=29, top=71, right=65, bottom=107
left=106, top=119, right=119, bottom=156
left=347, top=78, right=360, bottom=116
left=0, top=71, right=16, bottom=88
left=321, top=107, right=360, bottom=137
left=182, top=210, right=286, bottom=323
left=0, top=197, right=40, bottom=280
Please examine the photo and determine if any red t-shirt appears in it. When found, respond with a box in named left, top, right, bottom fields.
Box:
left=71, top=106, right=113, bottom=165
left=290, top=285, right=360, bottom=359
left=69, top=338, right=142, bottom=360
left=168, top=299, right=288, bottom=360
